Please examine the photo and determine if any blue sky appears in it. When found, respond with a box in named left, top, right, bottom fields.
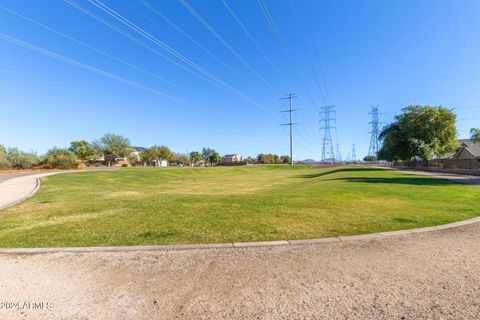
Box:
left=1, top=0, right=479, bottom=160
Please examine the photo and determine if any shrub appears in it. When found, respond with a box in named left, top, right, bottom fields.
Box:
left=6, top=148, right=39, bottom=169
left=41, top=148, right=78, bottom=169
left=121, top=163, right=128, bottom=167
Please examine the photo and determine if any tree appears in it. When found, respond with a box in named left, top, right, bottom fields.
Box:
left=41, top=148, right=78, bottom=169
left=363, top=155, right=378, bottom=162
left=175, top=152, right=190, bottom=165
left=378, top=105, right=457, bottom=161
left=201, top=147, right=214, bottom=166
left=471, top=128, right=480, bottom=142
left=69, top=140, right=95, bottom=160
left=189, top=151, right=201, bottom=166
left=280, top=155, right=291, bottom=164
left=208, top=151, right=221, bottom=166
left=139, top=148, right=155, bottom=166
left=94, top=133, right=131, bottom=166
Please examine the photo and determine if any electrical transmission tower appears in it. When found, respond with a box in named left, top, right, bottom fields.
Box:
left=351, top=144, right=357, bottom=162
left=368, top=105, right=381, bottom=157
left=320, top=105, right=336, bottom=163
left=336, top=143, right=342, bottom=163
left=280, top=94, right=298, bottom=165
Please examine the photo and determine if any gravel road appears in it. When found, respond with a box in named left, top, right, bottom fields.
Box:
left=1, top=222, right=479, bottom=319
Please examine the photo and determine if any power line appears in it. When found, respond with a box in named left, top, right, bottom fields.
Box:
left=319, top=105, right=335, bottom=163
left=256, top=0, right=320, bottom=112
left=221, top=0, right=284, bottom=80
left=0, top=4, right=203, bottom=98
left=280, top=94, right=298, bottom=165
left=74, top=0, right=271, bottom=112
left=178, top=0, right=278, bottom=93
left=0, top=33, right=208, bottom=111
left=299, top=0, right=332, bottom=105
left=138, top=0, right=258, bottom=88
left=288, top=0, right=328, bottom=106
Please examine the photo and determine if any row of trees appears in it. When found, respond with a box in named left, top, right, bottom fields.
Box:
left=0, top=146, right=77, bottom=170
left=377, top=105, right=474, bottom=162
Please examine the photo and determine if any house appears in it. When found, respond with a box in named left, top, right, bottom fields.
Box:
left=222, top=154, right=242, bottom=164
left=451, top=139, right=480, bottom=160
left=130, top=146, right=147, bottom=160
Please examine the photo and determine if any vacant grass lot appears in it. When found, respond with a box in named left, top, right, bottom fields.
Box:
left=0, top=166, right=478, bottom=247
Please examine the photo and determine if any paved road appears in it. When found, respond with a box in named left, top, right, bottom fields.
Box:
left=0, top=222, right=479, bottom=319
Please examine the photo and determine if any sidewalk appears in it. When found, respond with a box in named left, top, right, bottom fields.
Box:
left=0, top=172, right=58, bottom=211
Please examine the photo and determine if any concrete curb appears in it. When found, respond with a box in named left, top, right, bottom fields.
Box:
left=1, top=216, right=479, bottom=254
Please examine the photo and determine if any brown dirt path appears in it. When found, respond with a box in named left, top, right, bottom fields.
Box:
left=0, top=222, right=479, bottom=319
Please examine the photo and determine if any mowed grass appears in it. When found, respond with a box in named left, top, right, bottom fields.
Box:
left=0, top=166, right=478, bottom=247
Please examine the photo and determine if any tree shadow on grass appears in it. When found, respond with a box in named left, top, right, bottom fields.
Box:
left=326, top=177, right=457, bottom=186
left=295, top=167, right=383, bottom=179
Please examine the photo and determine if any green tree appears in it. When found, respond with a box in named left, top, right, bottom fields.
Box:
left=470, top=128, right=480, bottom=142
left=175, top=152, right=190, bottom=165
left=201, top=147, right=214, bottom=166
left=41, top=148, right=78, bottom=169
left=208, top=151, right=222, bottom=166
left=378, top=105, right=457, bottom=161
left=139, top=149, right=155, bottom=166
left=69, top=140, right=95, bottom=160
left=94, top=133, right=131, bottom=166
left=363, top=155, right=378, bottom=162
left=189, top=151, right=201, bottom=166
left=280, top=155, right=291, bottom=164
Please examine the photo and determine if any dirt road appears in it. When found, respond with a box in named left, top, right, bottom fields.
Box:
left=1, top=222, right=479, bottom=319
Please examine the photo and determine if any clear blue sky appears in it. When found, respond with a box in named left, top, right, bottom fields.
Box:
left=1, top=0, right=479, bottom=160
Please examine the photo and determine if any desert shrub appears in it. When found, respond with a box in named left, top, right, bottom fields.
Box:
left=41, top=148, right=78, bottom=169
left=121, top=163, right=128, bottom=167
left=0, top=145, right=8, bottom=169
left=6, top=148, right=39, bottom=169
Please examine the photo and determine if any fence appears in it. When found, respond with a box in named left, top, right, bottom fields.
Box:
left=393, top=158, right=480, bottom=170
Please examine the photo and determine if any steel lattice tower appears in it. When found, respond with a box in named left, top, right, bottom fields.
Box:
left=320, top=105, right=336, bottom=163
left=351, top=144, right=357, bottom=162
left=368, top=105, right=380, bottom=157
left=335, top=143, right=342, bottom=163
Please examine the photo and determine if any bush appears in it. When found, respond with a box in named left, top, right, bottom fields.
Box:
left=5, top=148, right=39, bottom=169
left=41, top=148, right=78, bottom=169
left=121, top=163, right=128, bottom=167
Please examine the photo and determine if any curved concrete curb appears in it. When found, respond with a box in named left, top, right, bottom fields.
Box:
left=1, top=216, right=479, bottom=254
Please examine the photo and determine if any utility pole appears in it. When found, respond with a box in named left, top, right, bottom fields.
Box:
left=320, top=105, right=336, bottom=163
left=280, top=93, right=298, bottom=165
left=351, top=144, right=357, bottom=162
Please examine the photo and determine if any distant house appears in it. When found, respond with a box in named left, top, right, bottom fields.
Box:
left=222, top=154, right=242, bottom=164
left=451, top=139, right=480, bottom=160
left=130, top=146, right=147, bottom=160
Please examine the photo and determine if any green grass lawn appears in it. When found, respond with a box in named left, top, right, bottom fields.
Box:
left=0, top=166, right=478, bottom=247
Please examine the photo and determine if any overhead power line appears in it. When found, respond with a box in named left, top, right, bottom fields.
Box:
left=138, top=0, right=257, bottom=87
left=0, top=33, right=208, bottom=111
left=0, top=4, right=202, bottom=97
left=221, top=0, right=284, bottom=80
left=70, top=0, right=271, bottom=112
left=256, top=0, right=320, bottom=112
